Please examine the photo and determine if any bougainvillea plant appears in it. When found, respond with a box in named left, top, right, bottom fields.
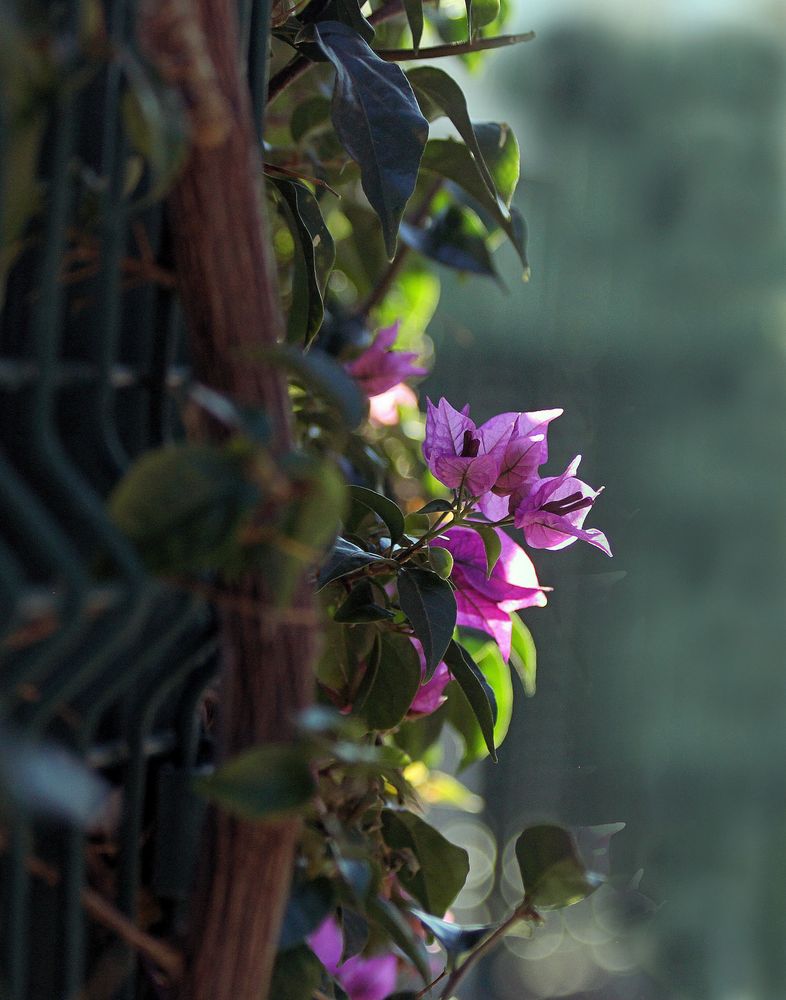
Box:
left=0, top=0, right=620, bottom=996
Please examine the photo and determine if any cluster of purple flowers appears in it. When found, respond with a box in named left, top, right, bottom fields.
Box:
left=423, top=397, right=611, bottom=557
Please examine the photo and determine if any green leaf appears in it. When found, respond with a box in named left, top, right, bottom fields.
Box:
left=347, top=485, right=406, bottom=543
left=471, top=0, right=500, bottom=30
left=420, top=133, right=528, bottom=278
left=381, top=809, right=469, bottom=916
left=121, top=53, right=189, bottom=205
left=290, top=95, right=333, bottom=144
left=272, top=178, right=336, bottom=348
left=399, top=205, right=501, bottom=281
left=260, top=344, right=366, bottom=429
left=306, top=22, right=429, bottom=258
left=403, top=0, right=424, bottom=53
left=279, top=877, right=336, bottom=950
left=304, top=0, right=376, bottom=43
left=354, top=631, right=421, bottom=731
left=407, top=67, right=496, bottom=199
left=411, top=908, right=495, bottom=955
left=366, top=896, right=431, bottom=984
left=509, top=614, right=537, bottom=697
left=443, top=640, right=497, bottom=761
left=397, top=568, right=456, bottom=679
left=196, top=744, right=315, bottom=821
left=270, top=944, right=324, bottom=1000
left=109, top=443, right=260, bottom=575
left=416, top=499, right=453, bottom=515
left=515, top=825, right=605, bottom=910
left=317, top=537, right=386, bottom=590
left=428, top=546, right=454, bottom=580
left=266, top=453, right=347, bottom=606
left=460, top=630, right=513, bottom=753
left=474, top=122, right=520, bottom=209
left=333, top=580, right=393, bottom=623
left=467, top=522, right=502, bottom=578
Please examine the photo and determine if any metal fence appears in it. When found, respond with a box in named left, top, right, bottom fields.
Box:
left=0, top=3, right=238, bottom=996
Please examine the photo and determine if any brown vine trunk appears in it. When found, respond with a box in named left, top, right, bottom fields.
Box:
left=141, top=1, right=317, bottom=997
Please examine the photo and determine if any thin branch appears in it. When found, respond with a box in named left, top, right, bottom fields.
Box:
left=376, top=31, right=535, bottom=62
left=438, top=905, right=540, bottom=999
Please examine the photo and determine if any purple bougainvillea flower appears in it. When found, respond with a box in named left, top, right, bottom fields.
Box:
left=492, top=409, right=563, bottom=495
left=431, top=526, right=547, bottom=661
left=345, top=322, right=427, bottom=399
left=309, top=917, right=398, bottom=1000
left=423, top=398, right=520, bottom=497
left=407, top=638, right=452, bottom=716
left=512, top=456, right=612, bottom=556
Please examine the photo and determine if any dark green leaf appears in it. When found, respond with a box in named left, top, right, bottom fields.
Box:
left=340, top=906, right=370, bottom=958
left=410, top=908, right=496, bottom=955
left=400, top=206, right=501, bottom=281
left=291, top=95, right=333, bottom=143
left=403, top=0, right=424, bottom=53
left=467, top=522, right=502, bottom=577
left=272, top=178, right=336, bottom=347
left=397, top=568, right=456, bottom=679
left=509, top=614, right=537, bottom=696
left=420, top=134, right=528, bottom=278
left=443, top=640, right=497, bottom=761
left=515, top=824, right=604, bottom=910
left=306, top=22, right=429, bottom=258
left=407, top=66, right=496, bottom=198
left=266, top=453, right=347, bottom=606
left=270, top=945, right=324, bottom=1000
left=347, top=485, right=406, bottom=543
left=260, top=344, right=366, bottom=429
left=109, top=443, right=260, bottom=575
left=333, top=580, right=393, bottom=623
left=317, top=537, right=386, bottom=590
left=195, top=744, right=315, bottom=821
left=381, top=809, right=469, bottom=916
left=416, top=499, right=453, bottom=515
left=354, top=631, right=421, bottom=731
left=302, top=0, right=376, bottom=43
left=366, top=896, right=431, bottom=984
left=0, top=726, right=108, bottom=826
left=459, top=630, right=512, bottom=752
left=472, top=0, right=500, bottom=30
left=279, top=877, right=336, bottom=950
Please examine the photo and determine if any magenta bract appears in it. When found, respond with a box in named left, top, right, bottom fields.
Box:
left=345, top=322, right=427, bottom=399
left=308, top=917, right=398, bottom=1000
left=407, top=637, right=452, bottom=716
left=512, top=456, right=612, bottom=556
left=431, top=526, right=546, bottom=661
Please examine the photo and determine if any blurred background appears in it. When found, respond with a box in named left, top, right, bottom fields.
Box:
left=421, top=1, right=786, bottom=997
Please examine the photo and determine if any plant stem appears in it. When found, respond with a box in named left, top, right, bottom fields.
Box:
left=438, top=904, right=538, bottom=999
left=376, top=31, right=535, bottom=62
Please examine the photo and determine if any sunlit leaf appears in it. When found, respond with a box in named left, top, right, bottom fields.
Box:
left=382, top=809, right=469, bottom=916
left=509, top=613, right=537, bottom=696
left=407, top=66, right=496, bottom=198
left=514, top=824, right=616, bottom=910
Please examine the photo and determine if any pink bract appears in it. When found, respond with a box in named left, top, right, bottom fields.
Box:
left=512, top=456, right=612, bottom=556
left=407, top=638, right=452, bottom=716
left=346, top=322, right=427, bottom=399
left=431, top=526, right=546, bottom=661
left=309, top=917, right=398, bottom=1000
